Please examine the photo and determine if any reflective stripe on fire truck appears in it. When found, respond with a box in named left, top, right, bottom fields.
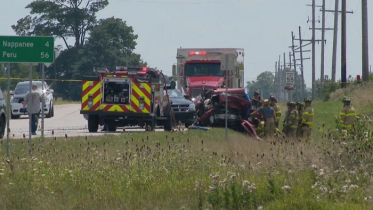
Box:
left=81, top=81, right=101, bottom=111
left=81, top=77, right=152, bottom=113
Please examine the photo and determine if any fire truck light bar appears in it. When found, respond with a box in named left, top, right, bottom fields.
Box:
left=116, top=66, right=148, bottom=71
left=188, top=51, right=207, bottom=56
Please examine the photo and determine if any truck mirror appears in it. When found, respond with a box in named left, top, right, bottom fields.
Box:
left=170, top=81, right=176, bottom=89
left=172, top=64, right=176, bottom=76
left=184, top=94, right=190, bottom=100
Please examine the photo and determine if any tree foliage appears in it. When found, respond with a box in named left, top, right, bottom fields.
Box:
left=45, top=17, right=147, bottom=100
left=245, top=71, right=275, bottom=99
left=12, top=0, right=109, bottom=48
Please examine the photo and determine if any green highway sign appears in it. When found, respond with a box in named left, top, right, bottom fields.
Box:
left=0, top=36, right=54, bottom=63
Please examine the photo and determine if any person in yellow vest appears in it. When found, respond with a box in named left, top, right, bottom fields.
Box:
left=302, top=98, right=314, bottom=141
left=296, top=102, right=305, bottom=137
left=283, top=101, right=298, bottom=138
left=340, top=97, right=356, bottom=130
left=269, top=96, right=281, bottom=128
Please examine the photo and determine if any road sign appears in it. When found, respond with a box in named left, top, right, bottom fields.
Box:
left=0, top=36, right=54, bottom=63
left=286, top=72, right=295, bottom=84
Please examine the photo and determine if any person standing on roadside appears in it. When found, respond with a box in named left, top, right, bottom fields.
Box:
left=23, top=84, right=42, bottom=135
left=269, top=96, right=281, bottom=128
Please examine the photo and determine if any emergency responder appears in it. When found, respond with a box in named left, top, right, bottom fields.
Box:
left=251, top=91, right=262, bottom=109
left=269, top=96, right=281, bottom=128
left=257, top=99, right=276, bottom=138
left=340, top=97, right=356, bottom=130
left=283, top=101, right=298, bottom=138
left=296, top=102, right=305, bottom=137
left=302, top=98, right=314, bottom=141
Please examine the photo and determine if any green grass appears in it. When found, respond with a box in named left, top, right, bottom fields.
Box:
left=0, top=90, right=373, bottom=209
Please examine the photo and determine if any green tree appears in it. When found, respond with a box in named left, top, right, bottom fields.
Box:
left=47, top=17, right=147, bottom=100
left=78, top=17, right=147, bottom=72
left=245, top=71, right=274, bottom=99
left=0, top=64, right=39, bottom=92
left=12, top=0, right=109, bottom=48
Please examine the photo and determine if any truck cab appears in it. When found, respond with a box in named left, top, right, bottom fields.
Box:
left=173, top=48, right=245, bottom=103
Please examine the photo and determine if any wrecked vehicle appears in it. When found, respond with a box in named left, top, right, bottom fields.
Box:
left=194, top=88, right=261, bottom=140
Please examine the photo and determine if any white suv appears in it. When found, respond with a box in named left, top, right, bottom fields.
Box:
left=10, top=81, right=54, bottom=119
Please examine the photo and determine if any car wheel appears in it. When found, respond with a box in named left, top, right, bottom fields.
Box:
left=0, top=115, right=5, bottom=139
left=46, top=103, right=52, bottom=118
left=11, top=112, right=20, bottom=119
left=51, top=104, right=54, bottom=117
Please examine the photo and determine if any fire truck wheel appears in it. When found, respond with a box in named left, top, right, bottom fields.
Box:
left=164, top=115, right=173, bottom=131
left=88, top=115, right=99, bottom=132
left=108, top=124, right=117, bottom=132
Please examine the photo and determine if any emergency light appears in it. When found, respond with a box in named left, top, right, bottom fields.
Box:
left=188, top=51, right=207, bottom=56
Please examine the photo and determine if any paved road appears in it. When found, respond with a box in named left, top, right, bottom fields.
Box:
left=7, top=104, right=164, bottom=139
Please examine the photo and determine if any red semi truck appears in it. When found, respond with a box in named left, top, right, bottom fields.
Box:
left=172, top=48, right=245, bottom=102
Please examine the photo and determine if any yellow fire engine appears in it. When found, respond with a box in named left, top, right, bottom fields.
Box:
left=80, top=66, right=175, bottom=132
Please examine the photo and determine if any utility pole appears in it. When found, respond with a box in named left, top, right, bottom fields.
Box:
left=331, top=0, right=339, bottom=83
left=291, top=32, right=298, bottom=100
left=311, top=0, right=316, bottom=100
left=288, top=52, right=293, bottom=101
left=324, top=0, right=353, bottom=82
left=362, top=0, right=369, bottom=82
left=283, top=52, right=286, bottom=101
left=275, top=61, right=278, bottom=99
left=278, top=55, right=281, bottom=101
left=320, top=0, right=326, bottom=86
left=341, top=0, right=347, bottom=88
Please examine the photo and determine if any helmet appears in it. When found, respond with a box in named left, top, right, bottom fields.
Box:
left=288, top=101, right=296, bottom=107
left=304, top=98, right=312, bottom=103
left=342, top=97, right=351, bottom=103
left=269, top=95, right=277, bottom=102
left=254, top=91, right=260, bottom=97
left=263, top=99, right=269, bottom=106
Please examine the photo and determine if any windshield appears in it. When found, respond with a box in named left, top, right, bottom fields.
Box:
left=167, top=89, right=182, bottom=98
left=15, top=83, right=42, bottom=94
left=185, top=63, right=224, bottom=77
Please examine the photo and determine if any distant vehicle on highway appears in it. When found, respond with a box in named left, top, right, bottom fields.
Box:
left=10, top=81, right=54, bottom=119
left=163, top=87, right=196, bottom=128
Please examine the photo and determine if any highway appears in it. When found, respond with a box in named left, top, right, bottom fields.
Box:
left=7, top=104, right=164, bottom=139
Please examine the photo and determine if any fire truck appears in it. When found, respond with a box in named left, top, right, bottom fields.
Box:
left=173, top=48, right=245, bottom=101
left=80, top=67, right=175, bottom=132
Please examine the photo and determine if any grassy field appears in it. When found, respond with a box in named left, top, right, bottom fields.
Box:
left=1, top=84, right=373, bottom=209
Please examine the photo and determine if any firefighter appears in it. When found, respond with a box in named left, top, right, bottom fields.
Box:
left=251, top=91, right=262, bottom=109
left=257, top=99, right=276, bottom=138
left=269, top=96, right=281, bottom=128
left=283, top=101, right=298, bottom=138
left=340, top=97, right=356, bottom=131
left=302, top=98, right=314, bottom=141
left=296, top=102, right=305, bottom=138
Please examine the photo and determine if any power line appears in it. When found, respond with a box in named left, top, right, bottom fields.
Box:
left=117, top=0, right=244, bottom=4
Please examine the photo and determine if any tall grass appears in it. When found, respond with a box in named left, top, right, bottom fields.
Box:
left=0, top=84, right=373, bottom=209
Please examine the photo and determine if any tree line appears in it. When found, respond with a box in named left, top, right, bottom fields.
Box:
left=0, top=0, right=147, bottom=101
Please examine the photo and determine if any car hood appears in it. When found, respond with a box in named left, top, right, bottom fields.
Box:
left=169, top=97, right=193, bottom=105
left=12, top=93, right=27, bottom=99
left=187, top=76, right=224, bottom=88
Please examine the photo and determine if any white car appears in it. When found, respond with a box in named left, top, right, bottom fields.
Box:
left=10, top=81, right=54, bottom=119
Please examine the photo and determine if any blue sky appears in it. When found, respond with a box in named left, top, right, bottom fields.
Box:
left=1, top=0, right=372, bottom=88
